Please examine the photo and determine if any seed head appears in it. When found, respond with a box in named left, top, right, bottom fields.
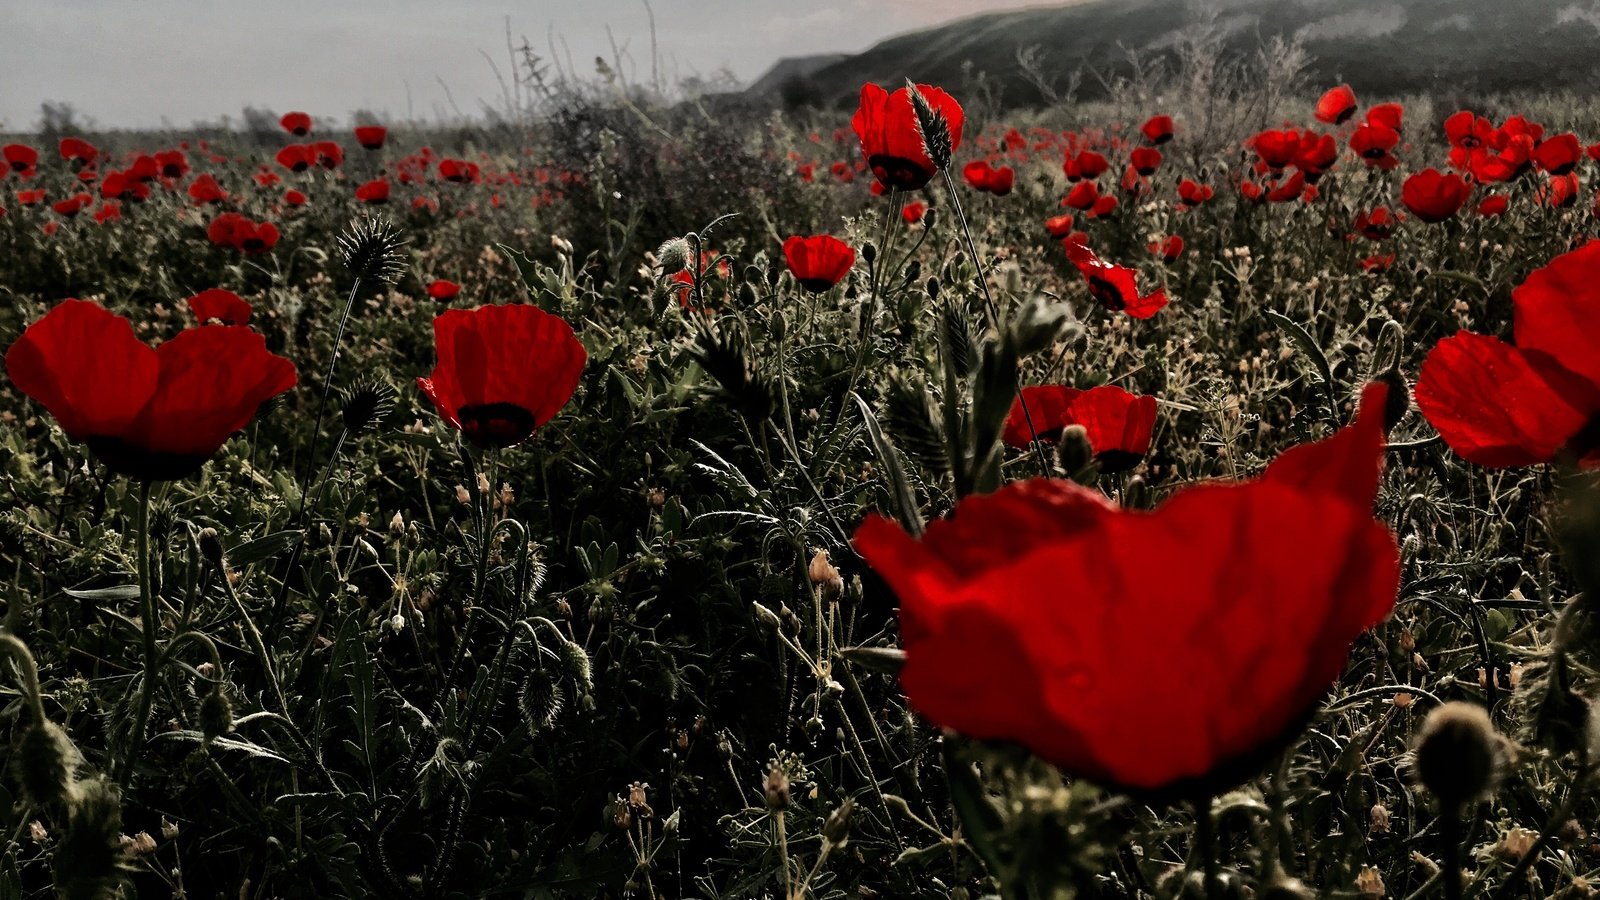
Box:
left=905, top=81, right=953, bottom=173
left=337, top=216, right=408, bottom=284
left=342, top=380, right=397, bottom=435
left=1414, top=701, right=1502, bottom=808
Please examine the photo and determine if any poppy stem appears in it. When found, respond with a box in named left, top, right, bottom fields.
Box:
left=299, top=275, right=363, bottom=516
left=1440, top=806, right=1463, bottom=900
left=939, top=169, right=1053, bottom=482
left=1192, top=797, right=1221, bottom=899
left=118, top=480, right=157, bottom=784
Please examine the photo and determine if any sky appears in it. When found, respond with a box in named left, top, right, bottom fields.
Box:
left=0, top=0, right=1048, bottom=131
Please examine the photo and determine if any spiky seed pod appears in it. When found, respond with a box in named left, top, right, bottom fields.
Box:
left=341, top=380, right=397, bottom=435
left=1415, top=701, right=1502, bottom=808
left=13, top=719, right=80, bottom=808
left=905, top=81, right=953, bottom=173
left=199, top=688, right=234, bottom=741
left=655, top=237, right=691, bottom=274
left=337, top=216, right=407, bottom=284
left=54, top=778, right=129, bottom=900
left=518, top=668, right=566, bottom=733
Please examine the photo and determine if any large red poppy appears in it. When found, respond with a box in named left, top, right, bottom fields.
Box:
left=188, top=289, right=252, bottom=326
left=961, top=160, right=1014, bottom=195
left=1401, top=169, right=1470, bottom=223
left=354, top=125, right=388, bottom=150
left=206, top=213, right=280, bottom=254
left=1066, top=242, right=1169, bottom=319
left=5, top=300, right=296, bottom=481
left=1314, top=84, right=1358, bottom=125
left=851, top=83, right=965, bottom=192
left=279, top=111, right=313, bottom=136
left=417, top=304, right=587, bottom=448
left=1140, top=115, right=1174, bottom=145
left=1416, top=241, right=1600, bottom=468
left=783, top=235, right=855, bottom=293
left=3, top=143, right=39, bottom=174
left=1002, top=385, right=1158, bottom=473
left=854, top=383, right=1399, bottom=794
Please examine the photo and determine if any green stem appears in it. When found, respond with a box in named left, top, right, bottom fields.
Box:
left=118, top=480, right=157, bottom=783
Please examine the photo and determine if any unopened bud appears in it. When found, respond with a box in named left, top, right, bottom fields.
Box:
left=808, top=550, right=843, bottom=603
left=763, top=763, right=791, bottom=810
left=197, top=527, right=225, bottom=569
left=200, top=689, right=234, bottom=741
left=1055, top=424, right=1096, bottom=476
left=13, top=720, right=79, bottom=808
left=1415, top=701, right=1502, bottom=808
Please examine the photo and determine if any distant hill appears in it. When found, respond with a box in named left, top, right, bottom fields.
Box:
left=749, top=0, right=1600, bottom=107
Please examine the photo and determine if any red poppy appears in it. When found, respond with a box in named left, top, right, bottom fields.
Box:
left=417, top=304, right=587, bottom=448
left=855, top=383, right=1399, bottom=794
left=1067, top=150, right=1109, bottom=181
left=284, top=189, right=308, bottom=207
left=851, top=82, right=965, bottom=191
left=1477, top=194, right=1509, bottom=217
left=1139, top=114, right=1174, bottom=145
left=206, top=212, right=280, bottom=254
left=1247, top=129, right=1300, bottom=169
left=1177, top=179, right=1213, bottom=207
left=1003, top=385, right=1158, bottom=472
left=92, top=202, right=120, bottom=224
left=1066, top=242, right=1168, bottom=319
left=1540, top=172, right=1581, bottom=208
left=901, top=200, right=927, bottom=224
left=1292, top=132, right=1338, bottom=180
left=438, top=158, right=481, bottom=183
left=1088, top=194, right=1118, bottom=218
left=154, top=149, right=188, bottom=179
left=188, top=289, right=252, bottom=326
left=1534, top=133, right=1582, bottom=176
left=312, top=141, right=344, bottom=168
left=16, top=188, right=44, bottom=206
left=961, top=160, right=1014, bottom=196
left=3, top=143, right=38, bottom=174
left=276, top=144, right=315, bottom=173
left=128, top=155, right=159, bottom=182
left=1044, top=214, right=1075, bottom=239
left=1129, top=147, right=1162, bottom=177
left=280, top=111, right=313, bottom=136
left=59, top=137, right=98, bottom=167
left=1401, top=169, right=1470, bottom=223
left=1364, top=102, right=1404, bottom=132
left=1445, top=111, right=1493, bottom=150
left=1416, top=241, right=1600, bottom=468
left=1149, top=234, right=1184, bottom=262
left=783, top=235, right=855, bottom=293
left=355, top=178, right=391, bottom=204
left=1349, top=122, right=1400, bottom=161
left=52, top=194, right=91, bottom=217
left=1266, top=170, right=1308, bottom=203
left=1354, top=207, right=1401, bottom=241
left=5, top=299, right=296, bottom=481
left=427, top=279, right=461, bottom=301
left=187, top=173, right=228, bottom=205
left=1063, top=180, right=1099, bottom=210
left=354, top=125, right=388, bottom=150
left=1314, top=84, right=1358, bottom=125
left=1360, top=253, right=1396, bottom=273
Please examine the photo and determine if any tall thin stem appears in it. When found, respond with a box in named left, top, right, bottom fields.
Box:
left=940, top=170, right=1053, bottom=481
left=118, top=480, right=157, bottom=783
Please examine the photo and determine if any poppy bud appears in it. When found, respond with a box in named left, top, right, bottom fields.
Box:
left=1055, top=424, right=1096, bottom=477
left=763, top=763, right=791, bottom=810
left=925, top=277, right=940, bottom=301
left=196, top=527, right=225, bottom=570
left=822, top=797, right=854, bottom=848
left=518, top=669, right=565, bottom=733
left=656, top=237, right=691, bottom=274
left=559, top=638, right=593, bottom=696
left=921, top=207, right=939, bottom=230
left=13, top=719, right=79, bottom=808
left=1415, top=702, right=1502, bottom=808
left=200, top=688, right=234, bottom=741
left=54, top=778, right=126, bottom=900
left=1375, top=367, right=1411, bottom=432
left=753, top=602, right=782, bottom=633
left=860, top=242, right=876, bottom=265
left=808, top=550, right=843, bottom=603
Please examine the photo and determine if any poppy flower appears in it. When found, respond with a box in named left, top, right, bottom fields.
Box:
left=3, top=143, right=38, bottom=174
left=961, top=160, right=1014, bottom=196
left=1534, top=133, right=1582, bottom=176
left=312, top=141, right=344, bottom=168
left=1360, top=253, right=1396, bottom=273
left=783, top=235, right=855, bottom=293
left=52, top=194, right=91, bottom=217
left=901, top=200, right=927, bottom=224
left=276, top=144, right=315, bottom=173
left=1063, top=180, right=1100, bottom=210
left=1364, top=103, right=1404, bottom=132
left=188, top=289, right=252, bottom=326
left=1445, top=111, right=1493, bottom=150
left=1088, top=194, right=1118, bottom=218
left=1177, top=179, right=1213, bottom=207
left=59, top=137, right=97, bottom=167
left=427, top=279, right=461, bottom=301
left=1540, top=172, right=1581, bottom=209
left=155, top=149, right=189, bottom=179
left=438, top=158, right=480, bottom=183
left=855, top=383, right=1399, bottom=794
left=16, top=188, right=44, bottom=206
left=851, top=82, right=964, bottom=192
left=1350, top=122, right=1400, bottom=161
left=1129, top=147, right=1162, bottom=177
left=1149, top=234, right=1184, bottom=262
left=417, top=304, right=587, bottom=448
left=1068, top=150, right=1110, bottom=181
left=1044, top=214, right=1076, bottom=239
left=187, top=174, right=228, bottom=205
left=1401, top=169, right=1470, bottom=223
left=1292, top=132, right=1338, bottom=180
left=5, top=299, right=296, bottom=481
left=355, top=178, right=391, bottom=204
left=1002, top=384, right=1158, bottom=472
left=1354, top=207, right=1401, bottom=241
left=354, top=125, right=388, bottom=150
left=1066, top=242, right=1168, bottom=319
left=280, top=111, right=313, bottom=136
left=1140, top=114, right=1174, bottom=145
left=206, top=212, right=280, bottom=254
left=128, top=155, right=159, bottom=182
left=1314, top=84, right=1358, bottom=125
left=1477, top=194, right=1509, bottom=217
left=1266, top=170, right=1308, bottom=203
left=1416, top=240, right=1600, bottom=468
left=1247, top=129, right=1300, bottom=169
left=284, top=189, right=308, bottom=207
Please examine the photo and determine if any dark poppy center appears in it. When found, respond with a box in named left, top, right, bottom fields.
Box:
left=85, top=436, right=210, bottom=482
left=868, top=154, right=935, bottom=192
left=458, top=403, right=538, bottom=448
left=1086, top=277, right=1125, bottom=311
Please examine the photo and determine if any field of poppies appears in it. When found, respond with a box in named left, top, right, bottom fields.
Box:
left=2, top=72, right=1600, bottom=900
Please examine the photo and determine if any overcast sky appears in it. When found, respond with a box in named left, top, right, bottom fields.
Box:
left=0, top=0, right=1049, bottom=131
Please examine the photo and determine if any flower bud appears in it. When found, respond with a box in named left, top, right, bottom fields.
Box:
left=196, top=527, right=225, bottom=569
left=1055, top=424, right=1096, bottom=476
left=13, top=719, right=79, bottom=808
left=808, top=550, right=843, bottom=603
left=655, top=237, right=691, bottom=274
left=200, top=688, right=234, bottom=741
left=1415, top=701, right=1502, bottom=808
left=763, top=763, right=791, bottom=810
left=822, top=797, right=854, bottom=848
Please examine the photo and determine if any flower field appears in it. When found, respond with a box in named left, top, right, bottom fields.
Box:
left=2, top=72, right=1600, bottom=899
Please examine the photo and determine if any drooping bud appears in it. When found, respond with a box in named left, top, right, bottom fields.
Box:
left=518, top=669, right=565, bottom=734
left=13, top=719, right=80, bottom=808
left=655, top=237, right=691, bottom=274
left=1415, top=701, right=1502, bottom=808
left=821, top=797, right=854, bottom=848
left=196, top=527, right=225, bottom=570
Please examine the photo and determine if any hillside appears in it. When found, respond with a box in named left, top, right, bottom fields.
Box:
left=751, top=0, right=1600, bottom=107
